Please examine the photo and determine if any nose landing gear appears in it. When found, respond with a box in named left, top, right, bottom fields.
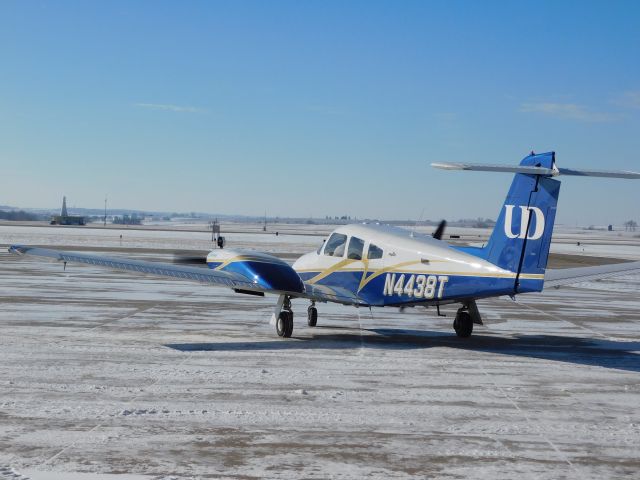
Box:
left=307, top=301, right=318, bottom=327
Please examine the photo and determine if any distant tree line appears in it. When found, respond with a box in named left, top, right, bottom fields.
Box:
left=112, top=213, right=143, bottom=225
left=0, top=210, right=44, bottom=221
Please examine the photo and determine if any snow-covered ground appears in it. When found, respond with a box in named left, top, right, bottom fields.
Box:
left=1, top=225, right=639, bottom=479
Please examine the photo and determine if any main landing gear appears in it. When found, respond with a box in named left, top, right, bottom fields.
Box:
left=276, top=296, right=294, bottom=338
left=452, top=300, right=483, bottom=338
left=453, top=309, right=473, bottom=338
left=273, top=297, right=319, bottom=338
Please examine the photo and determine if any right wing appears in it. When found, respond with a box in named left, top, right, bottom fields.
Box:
left=8, top=245, right=263, bottom=291
left=8, top=244, right=363, bottom=305
left=544, top=261, right=640, bottom=289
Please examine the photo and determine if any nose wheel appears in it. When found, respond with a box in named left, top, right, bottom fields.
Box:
left=307, top=302, right=318, bottom=327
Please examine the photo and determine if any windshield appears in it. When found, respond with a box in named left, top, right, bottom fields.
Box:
left=324, top=233, right=347, bottom=257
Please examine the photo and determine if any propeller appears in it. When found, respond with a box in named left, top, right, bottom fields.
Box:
left=432, top=220, right=447, bottom=240
left=172, top=251, right=209, bottom=266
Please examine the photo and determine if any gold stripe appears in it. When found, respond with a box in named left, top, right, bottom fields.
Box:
left=305, top=258, right=359, bottom=284
left=357, top=260, right=425, bottom=290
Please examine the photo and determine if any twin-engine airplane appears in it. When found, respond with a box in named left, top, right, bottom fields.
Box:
left=9, top=152, right=640, bottom=338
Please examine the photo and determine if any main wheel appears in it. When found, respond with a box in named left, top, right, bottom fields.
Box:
left=284, top=310, right=294, bottom=337
left=276, top=310, right=293, bottom=338
left=307, top=306, right=318, bottom=327
left=453, top=311, right=473, bottom=338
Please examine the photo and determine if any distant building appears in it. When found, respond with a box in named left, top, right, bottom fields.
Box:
left=50, top=196, right=86, bottom=225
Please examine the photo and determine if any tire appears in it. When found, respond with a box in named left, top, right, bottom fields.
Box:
left=276, top=311, right=287, bottom=337
left=453, top=311, right=473, bottom=338
left=283, top=310, right=294, bottom=337
left=307, top=306, right=318, bottom=327
left=276, top=310, right=293, bottom=338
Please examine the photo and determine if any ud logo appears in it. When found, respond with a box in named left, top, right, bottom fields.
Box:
left=504, top=205, right=545, bottom=240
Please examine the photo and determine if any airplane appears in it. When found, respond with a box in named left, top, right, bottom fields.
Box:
left=8, top=151, right=640, bottom=339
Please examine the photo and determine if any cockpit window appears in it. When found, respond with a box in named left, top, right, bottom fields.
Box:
left=347, top=236, right=365, bottom=260
left=324, top=233, right=347, bottom=257
left=367, top=243, right=383, bottom=260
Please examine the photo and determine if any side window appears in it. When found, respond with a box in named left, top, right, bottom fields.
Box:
left=347, top=237, right=365, bottom=260
left=323, top=233, right=347, bottom=257
left=367, top=243, right=383, bottom=260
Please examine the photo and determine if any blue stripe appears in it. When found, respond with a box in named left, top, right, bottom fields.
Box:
left=299, top=270, right=543, bottom=306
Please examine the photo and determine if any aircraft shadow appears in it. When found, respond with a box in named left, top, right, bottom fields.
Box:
left=165, top=328, right=640, bottom=373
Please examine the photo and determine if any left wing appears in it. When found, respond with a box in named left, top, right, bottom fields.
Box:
left=544, top=261, right=640, bottom=289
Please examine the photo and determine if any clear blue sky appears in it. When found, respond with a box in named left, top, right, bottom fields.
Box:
left=1, top=1, right=639, bottom=225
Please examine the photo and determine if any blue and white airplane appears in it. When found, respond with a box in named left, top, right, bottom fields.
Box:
left=9, top=152, right=640, bottom=338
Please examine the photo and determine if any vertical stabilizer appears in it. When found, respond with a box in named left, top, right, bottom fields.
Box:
left=483, top=152, right=560, bottom=293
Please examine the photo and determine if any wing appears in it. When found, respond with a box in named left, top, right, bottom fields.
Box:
left=544, top=261, right=640, bottom=288
left=8, top=244, right=362, bottom=305
left=8, top=245, right=297, bottom=296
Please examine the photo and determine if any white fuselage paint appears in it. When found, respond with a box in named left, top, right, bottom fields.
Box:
left=292, top=223, right=515, bottom=300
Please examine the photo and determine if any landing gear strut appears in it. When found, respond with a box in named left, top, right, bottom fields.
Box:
left=307, top=301, right=318, bottom=327
left=276, top=296, right=294, bottom=338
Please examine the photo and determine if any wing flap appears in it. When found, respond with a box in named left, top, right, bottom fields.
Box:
left=544, top=261, right=640, bottom=288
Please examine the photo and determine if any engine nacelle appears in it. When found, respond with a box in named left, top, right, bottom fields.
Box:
left=206, top=249, right=304, bottom=294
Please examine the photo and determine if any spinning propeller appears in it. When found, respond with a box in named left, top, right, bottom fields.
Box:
left=432, top=220, right=447, bottom=240
left=172, top=252, right=208, bottom=266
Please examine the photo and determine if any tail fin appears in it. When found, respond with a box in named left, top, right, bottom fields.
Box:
left=484, top=152, right=560, bottom=293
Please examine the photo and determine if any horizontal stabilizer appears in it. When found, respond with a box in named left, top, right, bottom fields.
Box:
left=556, top=167, right=640, bottom=179
left=431, top=162, right=556, bottom=175
left=432, top=162, right=640, bottom=179
left=544, top=261, right=640, bottom=288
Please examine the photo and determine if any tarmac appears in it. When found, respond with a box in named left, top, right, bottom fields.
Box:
left=1, top=224, right=639, bottom=479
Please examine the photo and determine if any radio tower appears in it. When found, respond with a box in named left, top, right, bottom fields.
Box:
left=61, top=196, right=68, bottom=217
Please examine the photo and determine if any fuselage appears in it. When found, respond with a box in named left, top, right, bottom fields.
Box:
left=291, top=223, right=544, bottom=307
